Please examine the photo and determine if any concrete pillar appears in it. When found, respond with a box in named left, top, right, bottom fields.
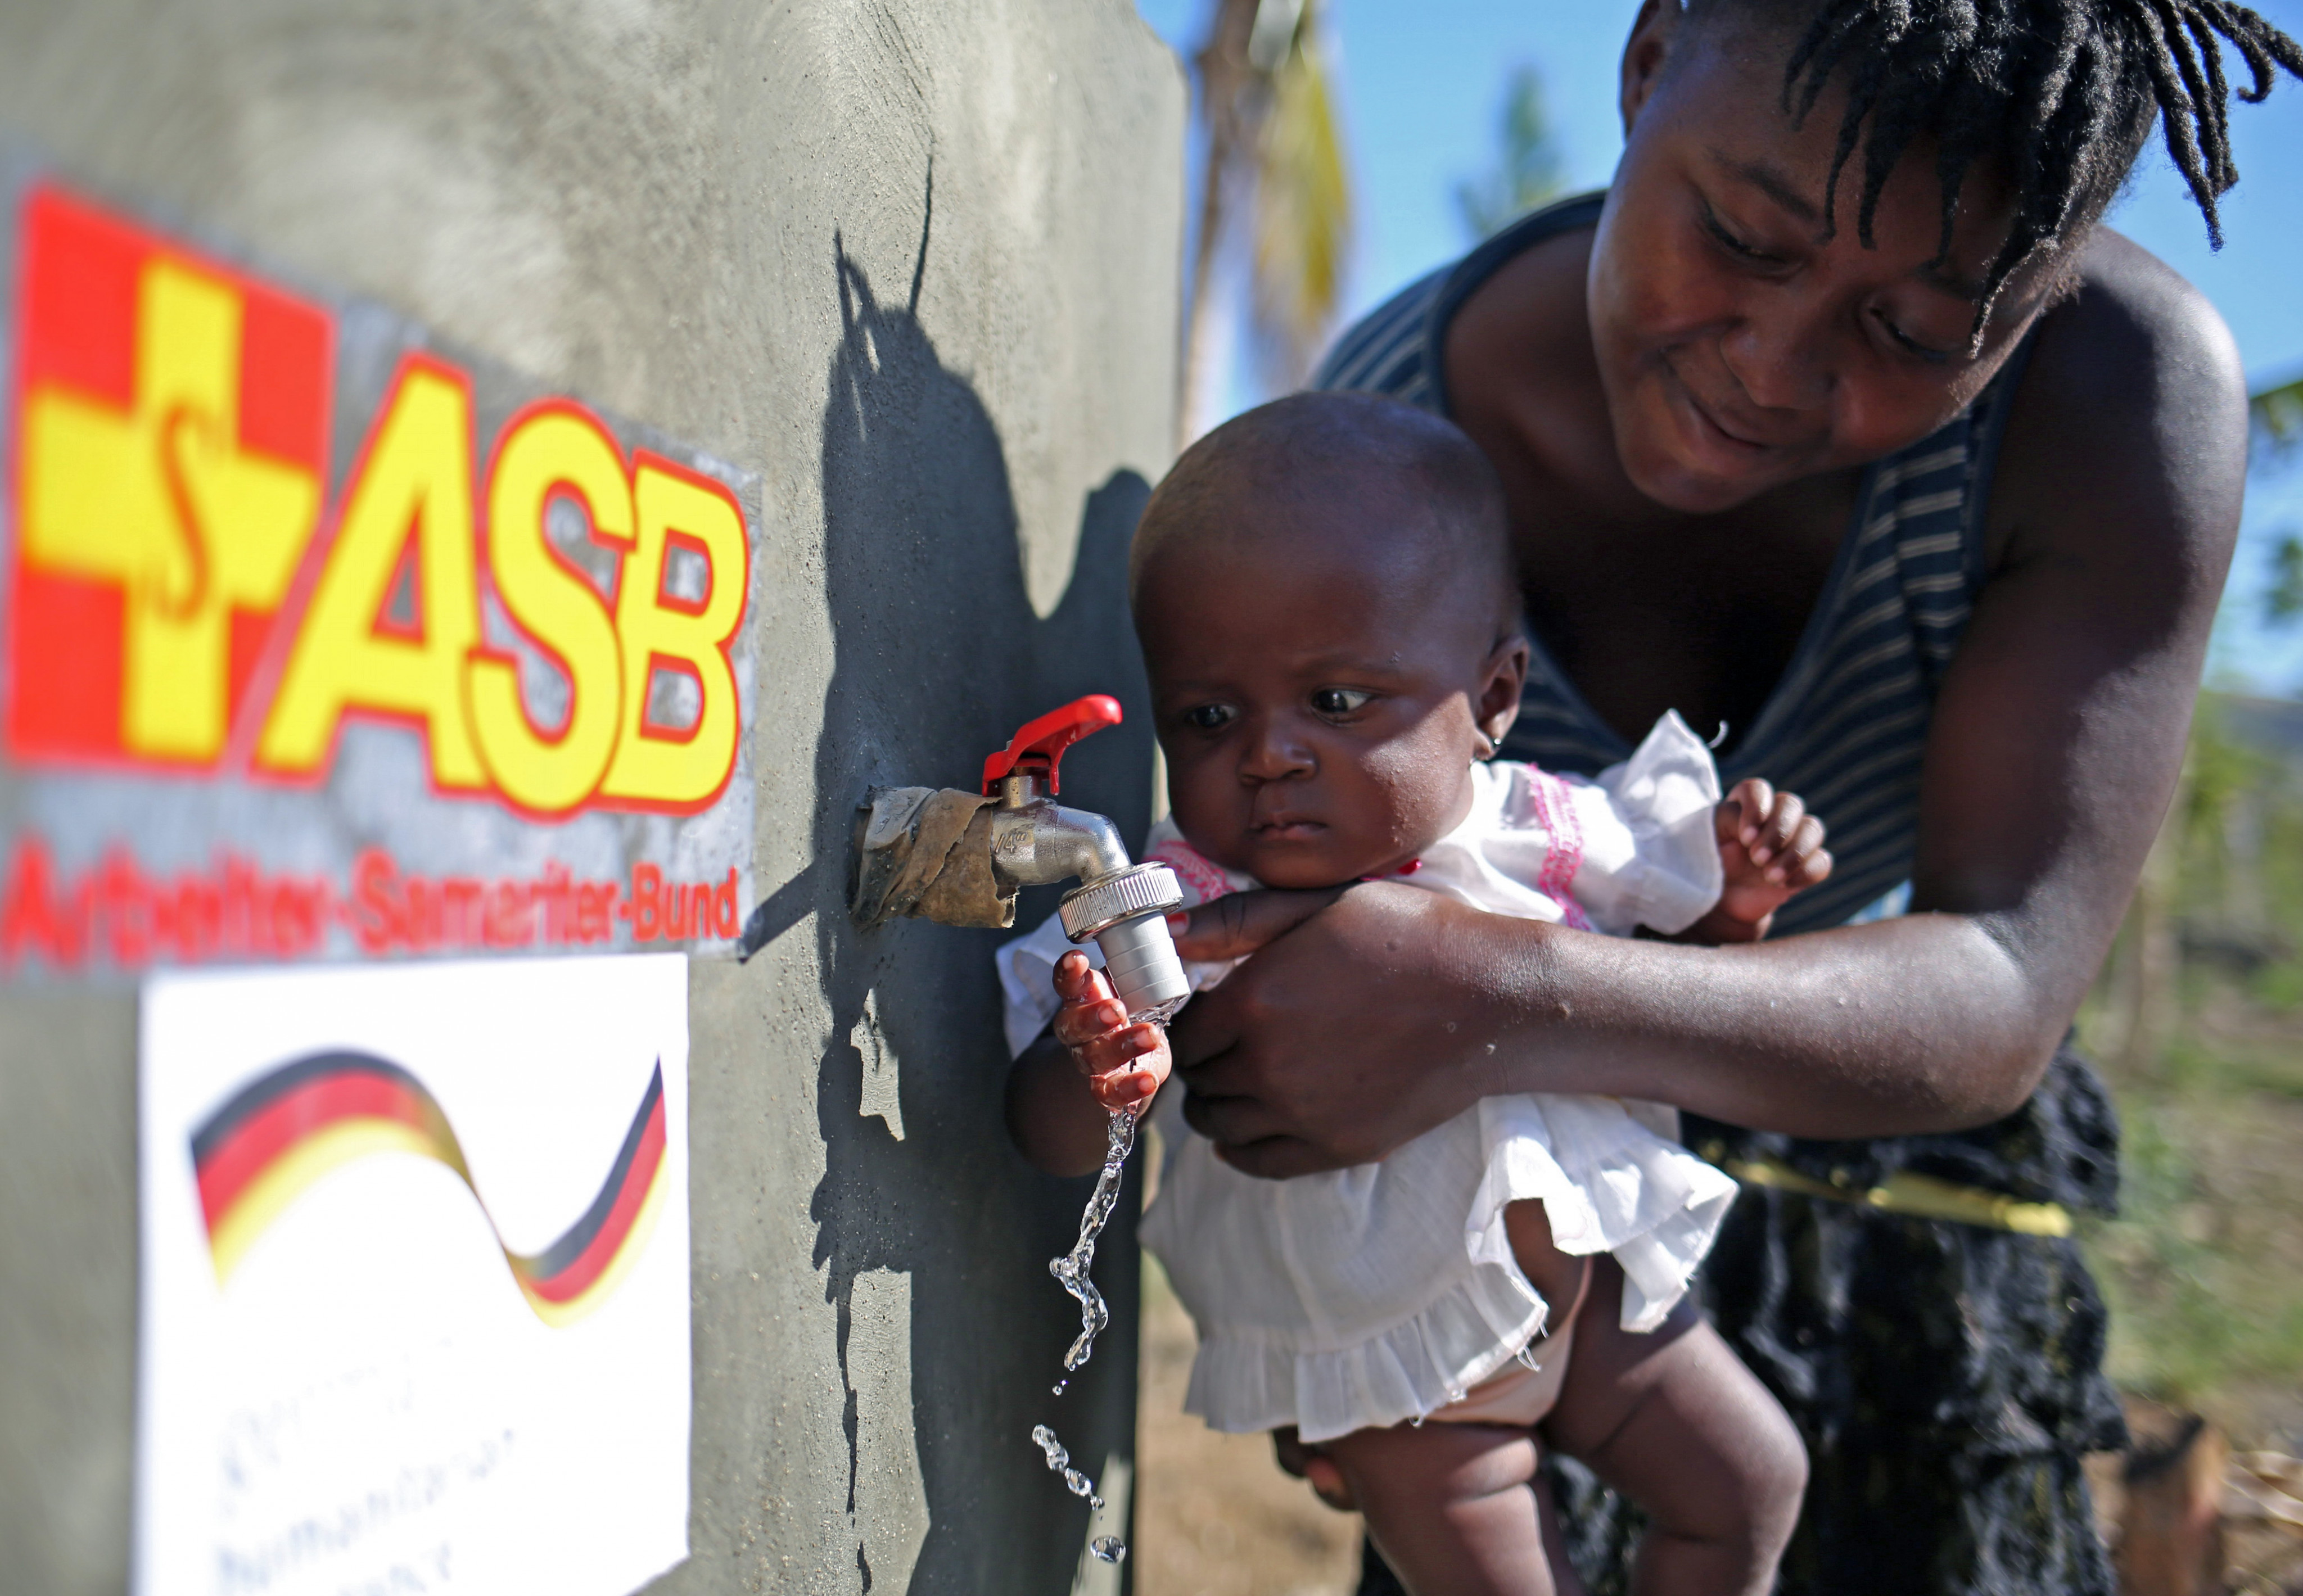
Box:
left=0, top=3, right=1185, bottom=1592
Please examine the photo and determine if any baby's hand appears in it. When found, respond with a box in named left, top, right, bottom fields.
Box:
left=1709, top=778, right=1833, bottom=940
left=1050, top=949, right=1171, bottom=1112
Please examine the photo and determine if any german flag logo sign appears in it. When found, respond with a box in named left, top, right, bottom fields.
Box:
left=137, top=954, right=693, bottom=1595
left=191, top=1052, right=670, bottom=1326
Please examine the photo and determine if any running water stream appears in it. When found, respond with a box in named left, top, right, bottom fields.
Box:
left=1050, top=1107, right=1136, bottom=1372
left=1029, top=1103, right=1141, bottom=1566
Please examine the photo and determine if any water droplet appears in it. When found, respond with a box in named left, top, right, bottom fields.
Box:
left=1032, top=1421, right=1103, bottom=1509
left=1090, top=1536, right=1128, bottom=1564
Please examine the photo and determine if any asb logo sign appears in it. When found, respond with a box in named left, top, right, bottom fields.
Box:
left=8, top=185, right=748, bottom=815
left=0, top=177, right=758, bottom=976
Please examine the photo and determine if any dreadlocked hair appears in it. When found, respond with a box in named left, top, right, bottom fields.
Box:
left=1709, top=0, right=2303, bottom=329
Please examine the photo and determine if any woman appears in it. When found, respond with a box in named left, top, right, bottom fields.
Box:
left=1160, top=1, right=2302, bottom=1592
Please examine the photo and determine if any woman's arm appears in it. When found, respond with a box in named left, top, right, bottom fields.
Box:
left=1168, top=230, right=2247, bottom=1179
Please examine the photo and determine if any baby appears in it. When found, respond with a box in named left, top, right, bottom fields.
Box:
left=1001, top=393, right=1823, bottom=1595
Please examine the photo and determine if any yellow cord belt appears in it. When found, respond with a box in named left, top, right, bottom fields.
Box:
left=1697, top=1142, right=2075, bottom=1238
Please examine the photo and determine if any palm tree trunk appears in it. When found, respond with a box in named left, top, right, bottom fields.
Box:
left=1177, top=0, right=1259, bottom=445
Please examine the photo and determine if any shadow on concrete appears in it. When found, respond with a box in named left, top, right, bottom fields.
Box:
left=806, top=183, right=1155, bottom=1595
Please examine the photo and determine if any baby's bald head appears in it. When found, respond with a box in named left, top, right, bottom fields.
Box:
left=1130, top=392, right=1516, bottom=640
left=1128, top=394, right=1530, bottom=888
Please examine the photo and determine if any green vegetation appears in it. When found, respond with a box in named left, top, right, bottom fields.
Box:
left=2083, top=1070, right=2303, bottom=1407
left=1455, top=65, right=1566, bottom=242
left=2255, top=371, right=2303, bottom=460
left=2078, top=694, right=2303, bottom=1434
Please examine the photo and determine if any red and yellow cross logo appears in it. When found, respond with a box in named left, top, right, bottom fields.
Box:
left=8, top=185, right=331, bottom=768
left=5, top=183, right=748, bottom=819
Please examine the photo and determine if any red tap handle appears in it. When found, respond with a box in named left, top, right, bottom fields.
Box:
left=982, top=695, right=1123, bottom=795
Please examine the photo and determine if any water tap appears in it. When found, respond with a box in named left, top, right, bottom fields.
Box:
left=848, top=696, right=1191, bottom=1019
left=978, top=697, right=1191, bottom=1024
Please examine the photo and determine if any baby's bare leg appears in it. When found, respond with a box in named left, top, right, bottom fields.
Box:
left=1308, top=1202, right=1591, bottom=1596
left=1540, top=1256, right=1808, bottom=1596
left=1320, top=1419, right=1584, bottom=1596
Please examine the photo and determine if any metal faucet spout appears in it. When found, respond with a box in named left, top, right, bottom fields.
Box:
left=991, top=798, right=1189, bottom=1022
left=990, top=802, right=1133, bottom=888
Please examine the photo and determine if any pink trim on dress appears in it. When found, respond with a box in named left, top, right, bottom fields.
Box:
left=1525, top=768, right=1592, bottom=931
left=1149, top=837, right=1236, bottom=910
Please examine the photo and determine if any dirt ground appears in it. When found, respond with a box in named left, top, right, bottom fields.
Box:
left=1135, top=1254, right=1362, bottom=1596
left=2085, top=982, right=2303, bottom=1454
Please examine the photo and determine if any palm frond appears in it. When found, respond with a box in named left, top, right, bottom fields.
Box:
left=2254, top=373, right=2303, bottom=463
left=1456, top=65, right=1566, bottom=242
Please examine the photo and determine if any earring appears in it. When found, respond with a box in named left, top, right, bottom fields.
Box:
left=1475, top=733, right=1497, bottom=762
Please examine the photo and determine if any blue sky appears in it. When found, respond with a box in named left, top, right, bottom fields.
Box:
left=1133, top=0, right=2303, bottom=693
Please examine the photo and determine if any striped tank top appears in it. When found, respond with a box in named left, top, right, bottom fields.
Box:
left=1316, top=193, right=2030, bottom=936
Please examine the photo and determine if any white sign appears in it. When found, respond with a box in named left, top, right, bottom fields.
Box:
left=137, top=956, right=692, bottom=1596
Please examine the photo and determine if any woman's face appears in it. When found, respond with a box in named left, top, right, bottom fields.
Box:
left=1591, top=1, right=2063, bottom=513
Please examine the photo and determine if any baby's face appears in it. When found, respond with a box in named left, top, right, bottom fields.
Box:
left=1136, top=509, right=1521, bottom=890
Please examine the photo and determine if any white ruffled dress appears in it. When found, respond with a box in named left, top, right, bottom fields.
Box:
left=997, top=712, right=1742, bottom=1444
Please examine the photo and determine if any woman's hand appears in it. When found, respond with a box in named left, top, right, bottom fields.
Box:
left=1167, top=883, right=1509, bottom=1178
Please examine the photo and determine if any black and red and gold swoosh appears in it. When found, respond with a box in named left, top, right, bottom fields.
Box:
left=189, top=1052, right=668, bottom=1327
